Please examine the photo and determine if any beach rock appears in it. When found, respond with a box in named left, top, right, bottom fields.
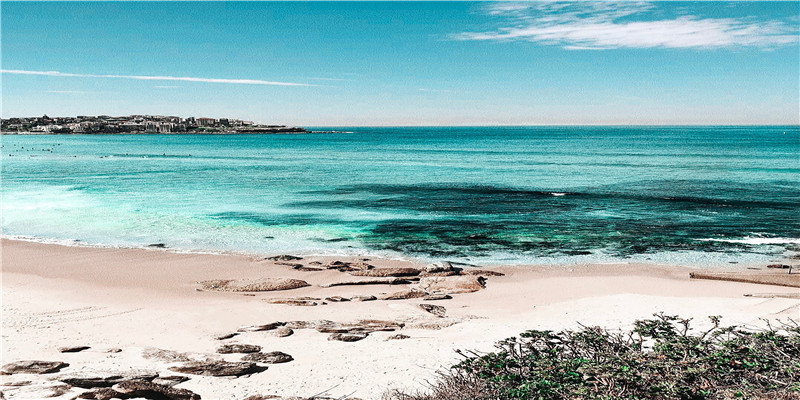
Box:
left=237, top=322, right=285, bottom=332
left=294, top=266, right=324, bottom=272
left=386, top=334, right=411, bottom=341
left=418, top=304, right=447, bottom=317
left=76, top=387, right=121, bottom=400
left=324, top=296, right=350, bottom=302
left=213, top=332, right=239, bottom=340
left=416, top=275, right=486, bottom=294
left=328, top=333, right=368, bottom=342
left=351, top=295, right=377, bottom=302
left=59, top=370, right=159, bottom=388
left=271, top=326, right=294, bottom=337
left=112, top=380, right=201, bottom=400
left=349, top=267, right=421, bottom=277
left=147, top=243, right=167, bottom=248
left=767, top=264, right=792, bottom=269
left=283, top=320, right=332, bottom=330
left=198, top=278, right=310, bottom=292
left=423, top=293, right=452, bottom=301
left=267, top=297, right=319, bottom=306
left=379, top=289, right=427, bottom=300
left=6, top=382, right=70, bottom=398
left=266, top=255, right=303, bottom=261
left=316, top=320, right=404, bottom=334
left=322, top=261, right=373, bottom=272
left=1, top=361, right=68, bottom=375
left=275, top=262, right=303, bottom=268
left=141, top=348, right=194, bottom=363
left=59, top=345, right=90, bottom=353
left=241, top=351, right=294, bottom=364
left=320, top=277, right=412, bottom=288
left=168, top=361, right=263, bottom=377
left=461, top=269, right=505, bottom=277
left=151, top=375, right=190, bottom=387
left=423, top=262, right=461, bottom=276
left=446, top=261, right=484, bottom=268
left=216, top=344, right=261, bottom=354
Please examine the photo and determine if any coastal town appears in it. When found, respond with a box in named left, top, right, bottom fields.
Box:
left=0, top=115, right=308, bottom=134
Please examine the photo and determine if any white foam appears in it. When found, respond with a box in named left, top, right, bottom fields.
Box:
left=695, top=237, right=800, bottom=245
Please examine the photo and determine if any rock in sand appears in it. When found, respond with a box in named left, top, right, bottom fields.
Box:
left=1, top=360, right=68, bottom=375
left=198, top=278, right=310, bottom=292
left=216, top=344, right=262, bottom=354
left=241, top=351, right=294, bottom=364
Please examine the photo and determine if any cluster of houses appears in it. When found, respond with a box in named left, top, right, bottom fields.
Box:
left=0, top=115, right=306, bottom=134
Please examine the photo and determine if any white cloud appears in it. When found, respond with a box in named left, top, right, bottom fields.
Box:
left=1, top=69, right=315, bottom=86
left=455, top=2, right=799, bottom=50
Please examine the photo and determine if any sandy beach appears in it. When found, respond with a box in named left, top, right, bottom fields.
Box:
left=2, top=238, right=798, bottom=399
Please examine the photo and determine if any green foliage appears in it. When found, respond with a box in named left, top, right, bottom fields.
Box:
left=386, top=314, right=800, bottom=400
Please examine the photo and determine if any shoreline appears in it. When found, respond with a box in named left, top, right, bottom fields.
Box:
left=2, top=234, right=791, bottom=270
left=2, top=238, right=799, bottom=399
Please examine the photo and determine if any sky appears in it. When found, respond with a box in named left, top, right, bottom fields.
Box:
left=1, top=1, right=799, bottom=126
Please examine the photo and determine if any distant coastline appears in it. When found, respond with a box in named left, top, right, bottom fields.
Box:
left=0, top=114, right=308, bottom=135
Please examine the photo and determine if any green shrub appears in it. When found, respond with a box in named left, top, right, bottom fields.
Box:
left=386, top=314, right=800, bottom=400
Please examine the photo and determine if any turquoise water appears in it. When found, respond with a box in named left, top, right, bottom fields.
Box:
left=2, top=126, right=799, bottom=266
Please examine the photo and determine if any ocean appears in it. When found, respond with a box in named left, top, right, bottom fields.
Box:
left=2, top=126, right=798, bottom=267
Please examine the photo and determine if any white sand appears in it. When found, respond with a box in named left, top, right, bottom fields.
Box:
left=2, top=238, right=798, bottom=399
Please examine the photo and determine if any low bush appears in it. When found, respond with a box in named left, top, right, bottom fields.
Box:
left=386, top=314, right=800, bottom=400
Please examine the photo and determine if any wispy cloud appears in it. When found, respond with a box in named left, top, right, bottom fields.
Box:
left=453, top=2, right=799, bottom=50
left=1, top=69, right=315, bottom=86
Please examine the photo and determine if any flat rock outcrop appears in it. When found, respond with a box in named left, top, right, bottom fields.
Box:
left=379, top=289, right=427, bottom=300
left=328, top=333, right=368, bottom=342
left=216, top=344, right=261, bottom=354
left=241, top=351, right=293, bottom=364
left=142, top=348, right=194, bottom=363
left=415, top=275, right=486, bottom=294
left=283, top=320, right=335, bottom=330
left=151, top=375, right=191, bottom=387
left=316, top=320, right=403, bottom=334
left=462, top=269, right=505, bottom=277
left=112, top=380, right=201, bottom=400
left=322, top=261, right=374, bottom=272
left=77, top=387, right=121, bottom=399
left=423, top=262, right=462, bottom=276
left=213, top=332, right=239, bottom=340
left=349, top=267, right=421, bottom=277
left=59, top=369, right=159, bottom=388
left=423, top=293, right=452, bottom=301
left=59, top=345, right=91, bottom=353
left=271, top=326, right=294, bottom=337
left=419, top=303, right=447, bottom=317
left=265, top=255, right=303, bottom=261
left=237, top=322, right=285, bottom=332
left=168, top=360, right=264, bottom=377
left=199, top=278, right=310, bottom=292
left=1, top=360, right=68, bottom=375
left=267, top=297, right=319, bottom=306
left=320, top=277, right=412, bottom=288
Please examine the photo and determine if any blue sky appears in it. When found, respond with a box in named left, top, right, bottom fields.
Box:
left=2, top=1, right=798, bottom=126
